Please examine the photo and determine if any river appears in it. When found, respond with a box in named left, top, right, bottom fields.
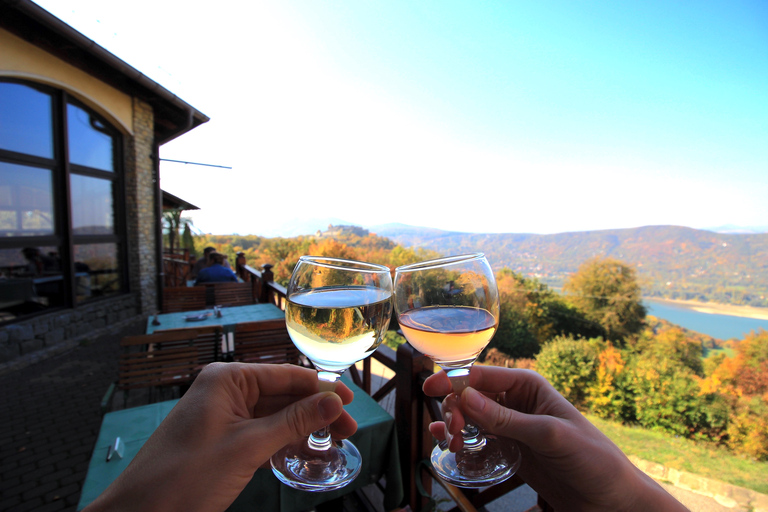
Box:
left=645, top=300, right=768, bottom=340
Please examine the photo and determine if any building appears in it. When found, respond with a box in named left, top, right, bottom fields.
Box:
left=0, top=0, right=208, bottom=366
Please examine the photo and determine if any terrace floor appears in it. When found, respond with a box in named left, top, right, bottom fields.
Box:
left=0, top=318, right=145, bottom=512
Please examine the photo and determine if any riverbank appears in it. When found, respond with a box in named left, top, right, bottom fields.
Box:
left=646, top=298, right=768, bottom=321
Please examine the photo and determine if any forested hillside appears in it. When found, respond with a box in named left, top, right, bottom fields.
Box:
left=373, top=224, right=768, bottom=307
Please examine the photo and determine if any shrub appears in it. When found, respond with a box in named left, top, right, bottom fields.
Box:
left=587, top=344, right=635, bottom=421
left=535, top=335, right=599, bottom=407
left=727, top=396, right=768, bottom=461
left=629, top=354, right=724, bottom=439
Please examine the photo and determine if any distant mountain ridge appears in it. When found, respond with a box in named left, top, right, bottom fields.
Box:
left=368, top=224, right=768, bottom=307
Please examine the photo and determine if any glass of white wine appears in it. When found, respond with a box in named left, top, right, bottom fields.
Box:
left=270, top=256, right=392, bottom=491
left=393, top=253, right=521, bottom=488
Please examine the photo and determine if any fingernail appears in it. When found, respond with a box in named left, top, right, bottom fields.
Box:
left=318, top=394, right=340, bottom=422
left=444, top=411, right=452, bottom=432
left=465, top=387, right=486, bottom=413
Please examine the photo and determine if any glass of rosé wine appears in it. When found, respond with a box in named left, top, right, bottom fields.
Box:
left=393, top=253, right=520, bottom=488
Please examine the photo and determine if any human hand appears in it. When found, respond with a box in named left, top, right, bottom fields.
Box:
left=86, top=363, right=357, bottom=512
left=424, top=366, right=687, bottom=512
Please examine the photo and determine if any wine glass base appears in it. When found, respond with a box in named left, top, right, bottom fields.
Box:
left=270, top=438, right=362, bottom=492
left=431, top=435, right=521, bottom=488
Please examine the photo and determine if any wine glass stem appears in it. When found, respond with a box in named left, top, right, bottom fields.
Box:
left=308, top=426, right=332, bottom=450
left=446, top=367, right=486, bottom=451
left=307, top=370, right=342, bottom=451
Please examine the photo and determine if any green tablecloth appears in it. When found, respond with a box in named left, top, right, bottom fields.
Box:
left=77, top=374, right=403, bottom=512
left=228, top=373, right=403, bottom=512
left=77, top=399, right=180, bottom=509
left=146, top=303, right=285, bottom=335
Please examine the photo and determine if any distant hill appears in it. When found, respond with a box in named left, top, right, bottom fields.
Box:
left=369, top=224, right=768, bottom=307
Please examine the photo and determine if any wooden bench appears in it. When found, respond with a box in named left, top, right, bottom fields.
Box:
left=103, top=330, right=205, bottom=411
left=150, top=325, right=222, bottom=365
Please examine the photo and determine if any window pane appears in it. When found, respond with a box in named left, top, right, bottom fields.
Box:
left=0, top=162, right=55, bottom=237
left=0, top=246, right=65, bottom=321
left=74, top=243, right=121, bottom=303
left=70, top=174, right=114, bottom=235
left=0, top=82, right=54, bottom=158
left=67, top=103, right=114, bottom=172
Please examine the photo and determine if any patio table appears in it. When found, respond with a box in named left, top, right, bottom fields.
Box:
left=77, top=374, right=403, bottom=511
left=146, top=303, right=285, bottom=335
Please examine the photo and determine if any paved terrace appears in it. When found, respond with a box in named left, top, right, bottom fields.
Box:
left=0, top=318, right=145, bottom=512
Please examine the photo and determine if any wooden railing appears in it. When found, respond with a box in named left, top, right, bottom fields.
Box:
left=162, top=254, right=191, bottom=287
left=238, top=263, right=287, bottom=309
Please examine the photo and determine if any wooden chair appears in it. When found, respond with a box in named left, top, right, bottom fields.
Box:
left=151, top=325, right=223, bottom=365
left=104, top=330, right=204, bottom=411
left=232, top=319, right=300, bottom=365
left=210, top=282, right=256, bottom=307
left=162, top=286, right=207, bottom=313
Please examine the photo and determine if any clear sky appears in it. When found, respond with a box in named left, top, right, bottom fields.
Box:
left=33, top=0, right=768, bottom=236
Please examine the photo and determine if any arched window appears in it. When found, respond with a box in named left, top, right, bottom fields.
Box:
left=0, top=79, right=127, bottom=323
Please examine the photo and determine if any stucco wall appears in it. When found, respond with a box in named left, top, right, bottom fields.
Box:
left=0, top=27, right=133, bottom=135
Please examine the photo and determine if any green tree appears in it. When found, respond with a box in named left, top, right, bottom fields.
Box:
left=162, top=209, right=194, bottom=254
left=181, top=222, right=195, bottom=253
left=563, top=257, right=646, bottom=343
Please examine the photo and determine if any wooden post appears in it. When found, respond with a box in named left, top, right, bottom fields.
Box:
left=395, top=343, right=434, bottom=511
left=235, top=252, right=247, bottom=281
left=260, top=263, right=274, bottom=304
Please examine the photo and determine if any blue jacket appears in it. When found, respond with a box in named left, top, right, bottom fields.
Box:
left=195, top=264, right=238, bottom=284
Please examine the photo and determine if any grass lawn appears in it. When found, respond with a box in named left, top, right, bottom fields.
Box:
left=586, top=414, right=768, bottom=495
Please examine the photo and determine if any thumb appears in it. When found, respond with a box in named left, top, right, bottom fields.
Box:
left=256, top=392, right=345, bottom=456
left=461, top=387, right=553, bottom=450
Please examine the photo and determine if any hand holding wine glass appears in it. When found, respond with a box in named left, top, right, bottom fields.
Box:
left=270, top=256, right=392, bottom=491
left=394, top=253, right=520, bottom=488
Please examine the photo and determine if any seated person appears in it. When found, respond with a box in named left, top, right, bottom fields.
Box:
left=195, top=252, right=238, bottom=284
left=189, top=246, right=216, bottom=281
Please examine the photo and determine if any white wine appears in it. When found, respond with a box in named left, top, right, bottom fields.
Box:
left=286, top=286, right=392, bottom=373
left=398, top=306, right=496, bottom=368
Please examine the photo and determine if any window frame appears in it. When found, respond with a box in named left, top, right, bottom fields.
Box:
left=0, top=78, right=128, bottom=321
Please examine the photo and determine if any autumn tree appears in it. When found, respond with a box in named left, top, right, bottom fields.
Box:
left=633, top=322, right=704, bottom=376
left=563, top=257, right=646, bottom=343
left=490, top=269, right=604, bottom=359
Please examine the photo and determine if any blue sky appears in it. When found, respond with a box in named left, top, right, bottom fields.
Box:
left=33, top=1, right=767, bottom=236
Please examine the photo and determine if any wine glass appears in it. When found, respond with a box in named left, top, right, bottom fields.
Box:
left=393, top=253, right=521, bottom=488
left=270, top=256, right=393, bottom=491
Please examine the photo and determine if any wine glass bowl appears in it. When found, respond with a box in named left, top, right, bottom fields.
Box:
left=270, top=256, right=392, bottom=491
left=394, top=253, right=521, bottom=488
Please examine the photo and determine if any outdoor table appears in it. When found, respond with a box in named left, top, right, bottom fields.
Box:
left=76, top=374, right=403, bottom=512
left=146, top=303, right=286, bottom=357
left=146, top=303, right=285, bottom=335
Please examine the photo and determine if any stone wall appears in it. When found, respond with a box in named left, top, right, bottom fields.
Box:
left=125, top=97, right=159, bottom=315
left=0, top=295, right=140, bottom=373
